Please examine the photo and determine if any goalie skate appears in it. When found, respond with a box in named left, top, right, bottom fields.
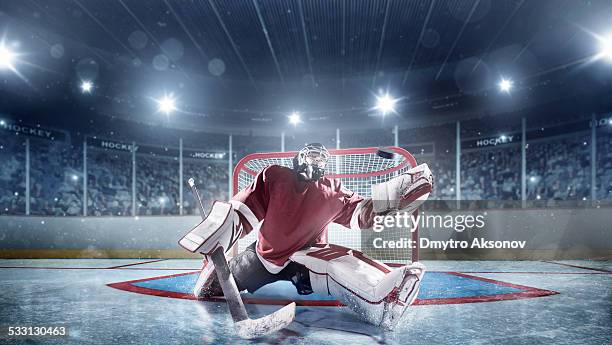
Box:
left=379, top=262, right=425, bottom=330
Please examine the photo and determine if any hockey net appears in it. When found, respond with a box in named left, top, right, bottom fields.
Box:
left=232, top=146, right=419, bottom=264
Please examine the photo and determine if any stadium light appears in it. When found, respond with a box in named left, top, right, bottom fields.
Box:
left=498, top=78, right=513, bottom=93
left=0, top=120, right=5, bottom=126
left=0, top=38, right=29, bottom=82
left=289, top=112, right=301, bottom=125
left=375, top=93, right=397, bottom=115
left=155, top=94, right=177, bottom=114
left=599, top=36, right=612, bottom=61
left=0, top=43, right=15, bottom=70
left=80, top=80, right=93, bottom=94
left=71, top=174, right=78, bottom=181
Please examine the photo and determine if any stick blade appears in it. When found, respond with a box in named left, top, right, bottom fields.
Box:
left=234, top=302, right=296, bottom=339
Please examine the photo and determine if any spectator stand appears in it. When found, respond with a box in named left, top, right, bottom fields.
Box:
left=2, top=113, right=612, bottom=217
left=595, top=114, right=612, bottom=202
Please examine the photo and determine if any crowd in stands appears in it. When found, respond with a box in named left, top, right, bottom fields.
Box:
left=87, top=151, right=133, bottom=216
left=136, top=155, right=180, bottom=216
left=30, top=140, right=83, bottom=216
left=2, top=119, right=612, bottom=216
left=461, top=146, right=521, bottom=200
left=85, top=151, right=228, bottom=216
left=428, top=157, right=457, bottom=200
left=182, top=160, right=228, bottom=215
left=0, top=136, right=25, bottom=214
left=526, top=136, right=591, bottom=201
left=597, top=133, right=612, bottom=200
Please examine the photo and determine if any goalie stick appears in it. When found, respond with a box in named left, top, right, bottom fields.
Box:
left=186, top=178, right=296, bottom=339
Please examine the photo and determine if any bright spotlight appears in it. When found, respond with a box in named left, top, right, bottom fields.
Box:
left=0, top=38, right=28, bottom=81
left=0, top=120, right=5, bottom=126
left=158, top=196, right=167, bottom=204
left=498, top=78, right=513, bottom=93
left=80, top=80, right=93, bottom=94
left=289, top=112, right=301, bottom=125
left=599, top=36, right=612, bottom=61
left=155, top=94, right=177, bottom=114
left=375, top=93, right=397, bottom=115
left=0, top=44, right=15, bottom=70
left=71, top=174, right=79, bottom=181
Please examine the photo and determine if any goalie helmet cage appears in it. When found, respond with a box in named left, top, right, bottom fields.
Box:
left=232, top=146, right=419, bottom=264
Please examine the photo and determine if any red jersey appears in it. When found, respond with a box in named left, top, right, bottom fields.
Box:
left=232, top=165, right=363, bottom=272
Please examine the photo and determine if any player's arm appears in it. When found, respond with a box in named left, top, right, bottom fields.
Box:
left=330, top=181, right=371, bottom=230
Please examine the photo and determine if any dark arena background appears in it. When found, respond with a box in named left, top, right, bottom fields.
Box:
left=0, top=1, right=611, bottom=344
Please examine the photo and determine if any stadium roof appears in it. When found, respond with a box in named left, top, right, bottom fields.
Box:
left=0, top=0, right=611, bottom=133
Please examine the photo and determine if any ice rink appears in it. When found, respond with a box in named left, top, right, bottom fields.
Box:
left=1, top=259, right=610, bottom=344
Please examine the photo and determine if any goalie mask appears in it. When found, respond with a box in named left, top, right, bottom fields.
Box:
left=293, top=143, right=330, bottom=181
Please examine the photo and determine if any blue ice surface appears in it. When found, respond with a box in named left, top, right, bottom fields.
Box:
left=132, top=271, right=523, bottom=300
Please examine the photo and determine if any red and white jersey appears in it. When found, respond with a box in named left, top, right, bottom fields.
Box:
left=231, top=165, right=363, bottom=272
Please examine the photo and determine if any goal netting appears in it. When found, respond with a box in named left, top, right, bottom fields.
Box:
left=232, top=146, right=419, bottom=264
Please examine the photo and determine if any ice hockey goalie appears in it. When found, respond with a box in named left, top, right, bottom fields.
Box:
left=179, top=143, right=433, bottom=330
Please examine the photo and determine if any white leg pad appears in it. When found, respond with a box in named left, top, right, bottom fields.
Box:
left=193, top=257, right=216, bottom=298
left=290, top=244, right=425, bottom=329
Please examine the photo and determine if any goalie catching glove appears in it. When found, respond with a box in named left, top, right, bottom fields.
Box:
left=371, top=163, right=433, bottom=215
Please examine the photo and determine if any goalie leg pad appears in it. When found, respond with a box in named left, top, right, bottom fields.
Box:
left=290, top=244, right=425, bottom=329
left=372, top=163, right=433, bottom=214
left=178, top=201, right=243, bottom=255
left=193, top=257, right=218, bottom=298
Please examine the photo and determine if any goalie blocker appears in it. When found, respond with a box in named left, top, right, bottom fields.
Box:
left=178, top=200, right=256, bottom=256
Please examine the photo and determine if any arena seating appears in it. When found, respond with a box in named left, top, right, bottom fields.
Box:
left=2, top=122, right=611, bottom=216
left=526, top=136, right=591, bottom=201
left=0, top=136, right=26, bottom=215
